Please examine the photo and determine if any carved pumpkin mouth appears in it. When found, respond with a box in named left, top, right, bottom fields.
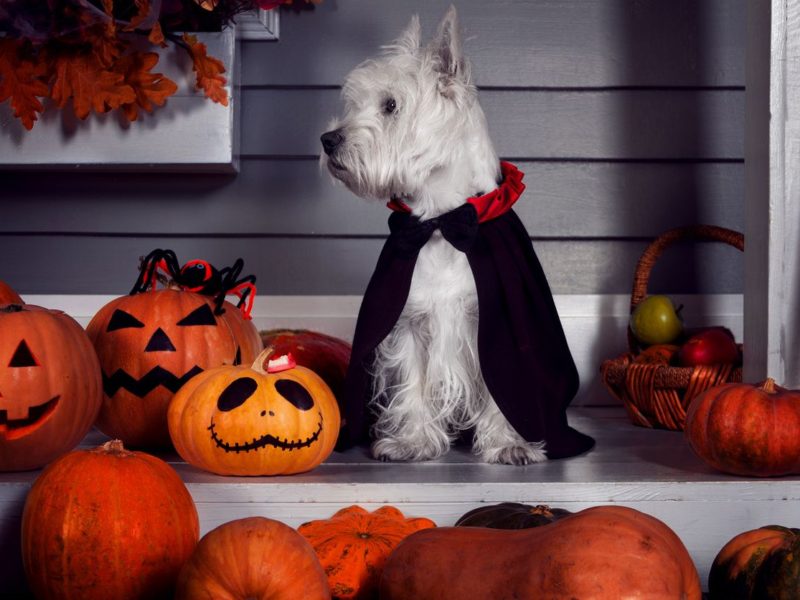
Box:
left=0, top=395, right=60, bottom=440
left=207, top=412, right=324, bottom=453
left=103, top=365, right=204, bottom=398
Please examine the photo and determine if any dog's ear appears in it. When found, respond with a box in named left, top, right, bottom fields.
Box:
left=385, top=14, right=420, bottom=56
left=430, top=5, right=470, bottom=97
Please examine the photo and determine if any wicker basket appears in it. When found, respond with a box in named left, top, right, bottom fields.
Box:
left=600, top=225, right=744, bottom=430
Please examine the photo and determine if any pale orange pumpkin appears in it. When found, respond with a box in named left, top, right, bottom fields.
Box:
left=0, top=304, right=102, bottom=471
left=0, top=280, right=22, bottom=304
left=87, top=289, right=239, bottom=448
left=22, top=440, right=199, bottom=600
left=168, top=348, right=340, bottom=475
left=381, top=505, right=701, bottom=599
left=176, top=517, right=331, bottom=600
left=298, top=505, right=436, bottom=600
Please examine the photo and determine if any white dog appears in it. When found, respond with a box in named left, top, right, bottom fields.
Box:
left=322, top=7, right=590, bottom=465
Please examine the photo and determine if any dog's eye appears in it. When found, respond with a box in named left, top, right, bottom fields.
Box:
left=383, top=97, right=397, bottom=114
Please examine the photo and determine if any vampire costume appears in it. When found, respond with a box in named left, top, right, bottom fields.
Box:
left=338, top=162, right=595, bottom=459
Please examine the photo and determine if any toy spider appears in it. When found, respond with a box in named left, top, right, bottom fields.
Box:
left=131, top=249, right=257, bottom=319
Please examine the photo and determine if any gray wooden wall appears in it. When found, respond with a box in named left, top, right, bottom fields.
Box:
left=0, top=0, right=745, bottom=296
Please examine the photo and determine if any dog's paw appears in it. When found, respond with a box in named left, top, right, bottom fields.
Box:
left=483, top=443, right=547, bottom=466
left=371, top=437, right=447, bottom=462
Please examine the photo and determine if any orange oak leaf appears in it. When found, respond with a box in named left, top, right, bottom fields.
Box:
left=125, top=0, right=152, bottom=31
left=0, top=40, right=50, bottom=130
left=193, top=0, right=219, bottom=10
left=93, top=28, right=124, bottom=67
left=100, top=0, right=117, bottom=38
left=51, top=53, right=136, bottom=119
left=148, top=21, right=166, bottom=46
left=116, top=52, right=178, bottom=121
left=182, top=33, right=228, bottom=106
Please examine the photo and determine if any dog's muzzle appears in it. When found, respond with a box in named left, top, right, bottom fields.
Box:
left=321, top=130, right=344, bottom=156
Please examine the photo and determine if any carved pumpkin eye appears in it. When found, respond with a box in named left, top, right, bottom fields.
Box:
left=217, top=377, right=258, bottom=412
left=107, top=309, right=145, bottom=332
left=177, top=304, right=217, bottom=327
left=9, top=340, right=38, bottom=367
left=275, top=380, right=314, bottom=411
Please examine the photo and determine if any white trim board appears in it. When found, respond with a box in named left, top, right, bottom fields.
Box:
left=25, top=293, right=744, bottom=407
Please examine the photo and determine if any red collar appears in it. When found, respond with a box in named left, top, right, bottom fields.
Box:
left=386, top=162, right=525, bottom=224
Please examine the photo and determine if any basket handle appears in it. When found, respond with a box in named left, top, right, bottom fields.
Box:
left=627, top=225, right=744, bottom=351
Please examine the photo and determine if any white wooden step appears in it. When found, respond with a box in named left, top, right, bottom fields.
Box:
left=1, top=406, right=797, bottom=596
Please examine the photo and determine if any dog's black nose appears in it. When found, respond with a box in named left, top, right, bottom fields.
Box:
left=321, top=130, right=344, bottom=155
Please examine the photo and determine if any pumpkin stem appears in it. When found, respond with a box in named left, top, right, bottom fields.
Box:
left=530, top=505, right=553, bottom=518
left=251, top=347, right=275, bottom=374
left=761, top=378, right=778, bottom=394
left=0, top=304, right=24, bottom=313
left=97, top=440, right=133, bottom=457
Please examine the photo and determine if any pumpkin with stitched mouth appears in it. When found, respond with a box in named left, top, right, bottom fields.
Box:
left=0, top=304, right=102, bottom=471
left=87, top=289, right=240, bottom=448
left=168, top=348, right=340, bottom=476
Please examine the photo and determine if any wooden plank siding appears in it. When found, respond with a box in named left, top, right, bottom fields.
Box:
left=0, top=0, right=745, bottom=296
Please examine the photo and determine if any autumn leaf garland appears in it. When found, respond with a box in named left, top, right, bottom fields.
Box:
left=0, top=0, right=233, bottom=130
left=0, top=40, right=50, bottom=130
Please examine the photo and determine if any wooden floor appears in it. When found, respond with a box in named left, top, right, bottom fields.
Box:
left=2, top=406, right=797, bottom=595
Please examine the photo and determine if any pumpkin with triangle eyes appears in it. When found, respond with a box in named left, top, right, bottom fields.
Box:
left=168, top=349, right=340, bottom=476
left=0, top=304, right=102, bottom=471
left=87, top=289, right=243, bottom=448
left=219, top=299, right=263, bottom=365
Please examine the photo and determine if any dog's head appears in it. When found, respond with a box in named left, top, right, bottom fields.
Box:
left=321, top=6, right=494, bottom=202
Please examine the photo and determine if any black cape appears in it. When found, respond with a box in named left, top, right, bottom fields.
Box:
left=337, top=202, right=595, bottom=459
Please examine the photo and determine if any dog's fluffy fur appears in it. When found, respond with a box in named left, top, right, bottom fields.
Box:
left=322, top=7, right=546, bottom=465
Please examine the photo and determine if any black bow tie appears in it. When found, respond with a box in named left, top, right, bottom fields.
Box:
left=387, top=203, right=480, bottom=257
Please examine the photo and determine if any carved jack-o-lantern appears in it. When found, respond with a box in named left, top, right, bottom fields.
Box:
left=87, top=289, right=241, bottom=448
left=0, top=304, right=102, bottom=471
left=219, top=299, right=263, bottom=365
left=168, top=349, right=340, bottom=475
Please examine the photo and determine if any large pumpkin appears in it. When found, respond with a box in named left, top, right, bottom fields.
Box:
left=685, top=379, right=800, bottom=476
left=0, top=280, right=22, bottom=304
left=260, top=329, right=351, bottom=400
left=709, top=526, right=800, bottom=599
left=22, top=440, right=199, bottom=600
left=455, top=502, right=572, bottom=529
left=168, top=348, right=340, bottom=475
left=380, top=505, right=701, bottom=599
left=87, top=289, right=240, bottom=448
left=176, top=517, right=331, bottom=600
left=298, top=505, right=436, bottom=600
left=0, top=304, right=102, bottom=471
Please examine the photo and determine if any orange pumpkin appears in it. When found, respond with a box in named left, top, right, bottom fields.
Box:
left=221, top=299, right=264, bottom=365
left=168, top=348, right=340, bottom=475
left=260, top=329, right=351, bottom=400
left=176, top=517, right=331, bottom=600
left=685, top=379, right=800, bottom=476
left=22, top=440, right=199, bottom=600
left=298, top=505, right=436, bottom=600
left=87, top=289, right=240, bottom=448
left=0, top=281, right=22, bottom=304
left=380, top=505, right=701, bottom=600
left=0, top=304, right=102, bottom=471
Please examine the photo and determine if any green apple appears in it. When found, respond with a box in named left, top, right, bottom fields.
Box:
left=629, top=295, right=684, bottom=346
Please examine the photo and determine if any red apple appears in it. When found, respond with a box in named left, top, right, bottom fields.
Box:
left=678, top=328, right=740, bottom=367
